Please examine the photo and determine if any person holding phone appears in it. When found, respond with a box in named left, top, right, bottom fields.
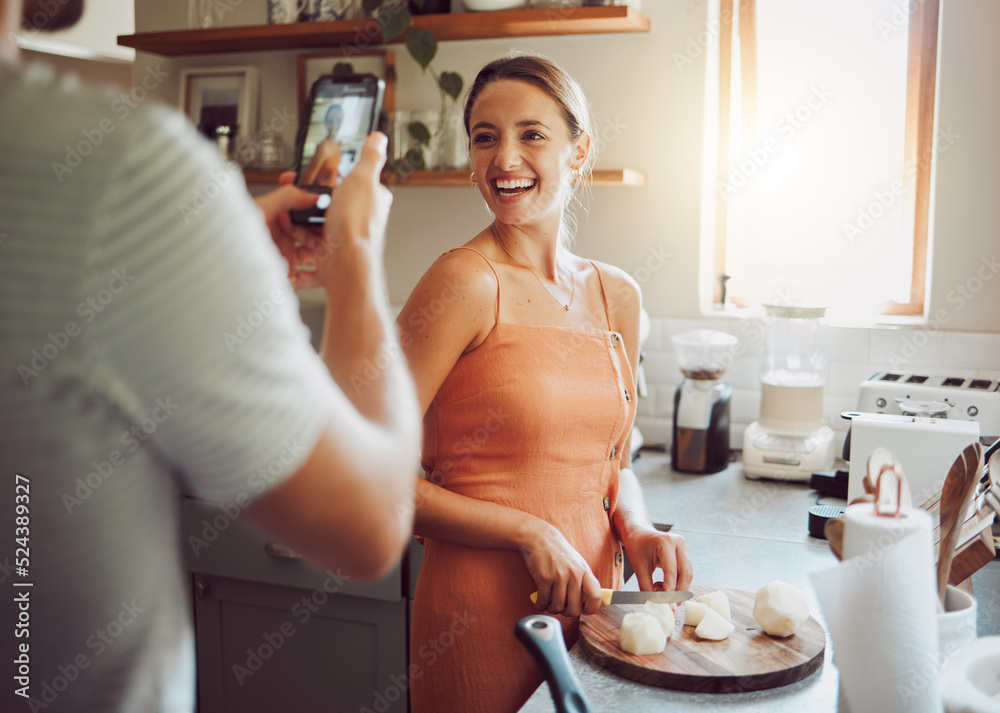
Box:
left=398, top=54, right=693, bottom=712
left=0, top=2, right=419, bottom=709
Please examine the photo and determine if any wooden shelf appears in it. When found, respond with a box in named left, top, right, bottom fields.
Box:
left=242, top=168, right=645, bottom=187
left=118, top=6, right=649, bottom=56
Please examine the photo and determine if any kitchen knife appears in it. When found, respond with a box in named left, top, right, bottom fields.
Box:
left=529, top=588, right=694, bottom=606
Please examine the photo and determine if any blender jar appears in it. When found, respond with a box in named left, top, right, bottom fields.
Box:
left=759, top=305, right=827, bottom=431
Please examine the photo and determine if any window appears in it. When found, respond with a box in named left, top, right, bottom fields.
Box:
left=712, top=0, right=940, bottom=316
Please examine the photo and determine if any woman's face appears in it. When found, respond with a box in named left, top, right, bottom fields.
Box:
left=468, top=79, right=585, bottom=230
left=325, top=106, right=343, bottom=134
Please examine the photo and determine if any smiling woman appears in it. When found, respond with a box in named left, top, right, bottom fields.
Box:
left=397, top=53, right=692, bottom=713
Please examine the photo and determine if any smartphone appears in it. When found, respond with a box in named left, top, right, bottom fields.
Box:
left=290, top=73, right=385, bottom=225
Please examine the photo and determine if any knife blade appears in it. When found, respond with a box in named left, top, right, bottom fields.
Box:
left=529, top=588, right=694, bottom=606
left=603, top=589, right=694, bottom=605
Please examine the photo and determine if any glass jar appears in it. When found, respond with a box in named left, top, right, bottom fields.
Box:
left=438, top=109, right=468, bottom=171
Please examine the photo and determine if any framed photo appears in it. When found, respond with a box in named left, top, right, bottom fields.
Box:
left=179, top=65, right=259, bottom=148
left=297, top=50, right=396, bottom=116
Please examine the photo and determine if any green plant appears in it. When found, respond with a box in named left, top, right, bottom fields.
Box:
left=362, top=0, right=465, bottom=174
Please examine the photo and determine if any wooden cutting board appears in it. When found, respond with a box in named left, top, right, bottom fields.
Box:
left=578, top=586, right=826, bottom=693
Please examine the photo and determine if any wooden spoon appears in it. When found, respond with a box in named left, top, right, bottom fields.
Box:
left=936, top=442, right=983, bottom=604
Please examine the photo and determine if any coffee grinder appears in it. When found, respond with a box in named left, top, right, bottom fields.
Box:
left=671, top=330, right=737, bottom=474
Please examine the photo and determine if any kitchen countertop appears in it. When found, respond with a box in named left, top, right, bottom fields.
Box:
left=518, top=449, right=1000, bottom=712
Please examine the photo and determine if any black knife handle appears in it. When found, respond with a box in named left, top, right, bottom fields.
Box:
left=514, top=615, right=593, bottom=713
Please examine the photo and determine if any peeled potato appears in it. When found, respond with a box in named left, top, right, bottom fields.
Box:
left=683, top=600, right=710, bottom=627
left=694, top=608, right=735, bottom=640
left=620, top=611, right=667, bottom=655
left=753, top=580, right=809, bottom=637
left=696, top=591, right=731, bottom=620
left=643, top=601, right=676, bottom=638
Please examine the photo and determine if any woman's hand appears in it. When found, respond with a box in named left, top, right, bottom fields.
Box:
left=519, top=522, right=603, bottom=618
left=620, top=527, right=693, bottom=594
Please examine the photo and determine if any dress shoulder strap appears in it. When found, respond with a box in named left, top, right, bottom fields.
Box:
left=589, top=260, right=614, bottom=332
left=447, top=246, right=501, bottom=324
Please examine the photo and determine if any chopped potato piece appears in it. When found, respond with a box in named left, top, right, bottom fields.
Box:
left=694, top=608, right=735, bottom=641
left=696, top=591, right=731, bottom=620
left=620, top=611, right=668, bottom=655
left=683, top=601, right=710, bottom=627
left=643, top=601, right=676, bottom=638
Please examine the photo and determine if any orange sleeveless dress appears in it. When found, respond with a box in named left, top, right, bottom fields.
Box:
left=409, top=248, right=636, bottom=713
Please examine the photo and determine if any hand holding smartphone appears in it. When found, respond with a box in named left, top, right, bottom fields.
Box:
left=290, top=73, right=385, bottom=225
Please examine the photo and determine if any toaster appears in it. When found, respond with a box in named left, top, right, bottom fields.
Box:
left=857, top=371, right=1000, bottom=438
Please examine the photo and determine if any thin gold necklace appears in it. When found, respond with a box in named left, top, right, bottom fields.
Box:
left=491, top=223, right=576, bottom=311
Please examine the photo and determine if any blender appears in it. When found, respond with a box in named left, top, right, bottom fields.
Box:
left=743, top=305, right=835, bottom=480
left=671, top=330, right=738, bottom=474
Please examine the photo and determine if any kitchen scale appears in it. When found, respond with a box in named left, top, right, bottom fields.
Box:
left=743, top=305, right=835, bottom=481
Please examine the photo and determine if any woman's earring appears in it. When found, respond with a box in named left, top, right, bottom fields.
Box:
left=572, top=167, right=581, bottom=182
left=470, top=172, right=476, bottom=184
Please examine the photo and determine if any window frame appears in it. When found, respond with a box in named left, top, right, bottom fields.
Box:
left=712, top=0, right=940, bottom=316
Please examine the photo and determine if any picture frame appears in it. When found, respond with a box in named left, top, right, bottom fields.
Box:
left=297, top=50, right=396, bottom=116
left=179, top=65, right=260, bottom=148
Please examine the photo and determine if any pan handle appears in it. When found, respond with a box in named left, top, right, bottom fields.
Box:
left=514, top=616, right=593, bottom=713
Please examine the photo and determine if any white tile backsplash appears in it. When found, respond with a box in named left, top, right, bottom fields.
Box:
left=653, top=384, right=677, bottom=419
left=943, top=332, right=1000, bottom=370
left=826, top=326, right=871, bottom=362
left=640, top=350, right=677, bottom=386
left=868, top=327, right=946, bottom=369
left=827, top=362, right=881, bottom=398
left=633, top=315, right=1000, bottom=448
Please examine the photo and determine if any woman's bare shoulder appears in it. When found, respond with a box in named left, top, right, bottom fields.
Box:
left=584, top=258, right=641, bottom=309
left=417, top=245, right=499, bottom=305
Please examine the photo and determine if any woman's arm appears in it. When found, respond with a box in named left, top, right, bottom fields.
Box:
left=602, top=265, right=694, bottom=593
left=300, top=139, right=342, bottom=186
left=398, top=249, right=602, bottom=617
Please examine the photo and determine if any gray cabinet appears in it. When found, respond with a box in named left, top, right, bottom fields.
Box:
left=182, top=498, right=419, bottom=713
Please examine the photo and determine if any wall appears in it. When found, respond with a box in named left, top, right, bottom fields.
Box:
left=25, top=0, right=134, bottom=61
left=129, top=0, right=1000, bottom=449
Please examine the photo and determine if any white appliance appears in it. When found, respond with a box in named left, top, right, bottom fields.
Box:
left=744, top=306, right=835, bottom=481
left=845, top=412, right=980, bottom=505
left=857, top=371, right=1000, bottom=438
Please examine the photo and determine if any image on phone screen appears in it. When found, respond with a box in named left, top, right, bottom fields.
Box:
left=296, top=80, right=377, bottom=189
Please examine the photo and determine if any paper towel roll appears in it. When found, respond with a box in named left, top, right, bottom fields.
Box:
left=812, top=503, right=942, bottom=713
left=842, top=502, right=933, bottom=562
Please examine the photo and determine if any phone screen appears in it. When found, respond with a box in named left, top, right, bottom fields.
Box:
left=296, top=76, right=381, bottom=189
